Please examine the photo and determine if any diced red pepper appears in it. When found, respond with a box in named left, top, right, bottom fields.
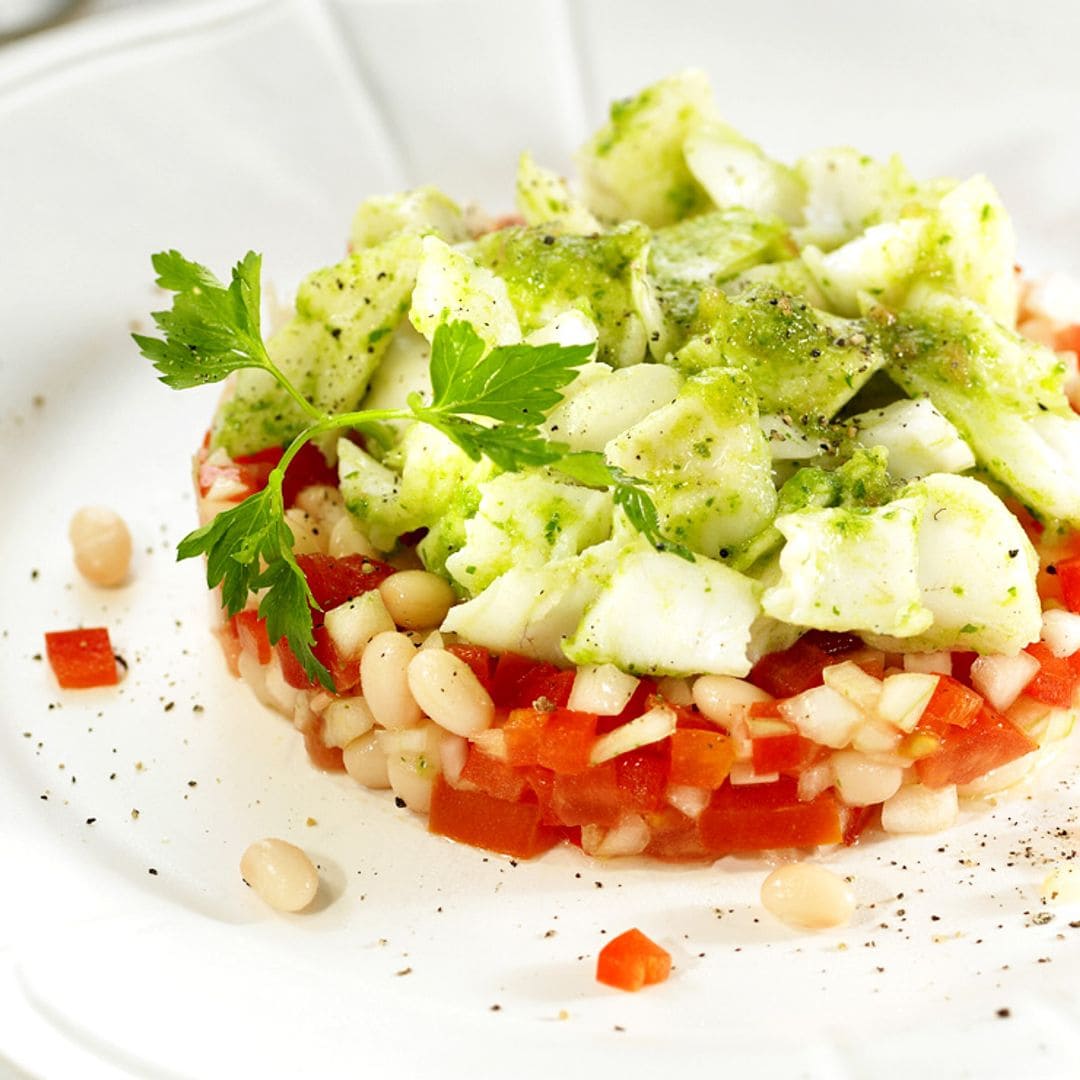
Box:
left=614, top=746, right=670, bottom=812
left=1023, top=641, right=1078, bottom=708
left=44, top=628, right=119, bottom=689
left=668, top=729, right=736, bottom=789
left=446, top=644, right=494, bottom=694
left=233, top=609, right=272, bottom=665
left=295, top=553, right=396, bottom=617
left=644, top=805, right=707, bottom=860
left=842, top=805, right=876, bottom=846
left=535, top=709, right=598, bottom=775
left=1055, top=556, right=1080, bottom=615
left=279, top=441, right=339, bottom=508
left=428, top=775, right=559, bottom=858
left=275, top=626, right=359, bottom=694
left=596, top=929, right=671, bottom=992
left=490, top=652, right=575, bottom=709
left=697, top=777, right=843, bottom=855
left=524, top=766, right=558, bottom=825
left=749, top=638, right=833, bottom=697
left=502, top=708, right=547, bottom=767
left=751, top=731, right=804, bottom=774
left=915, top=704, right=1037, bottom=788
left=916, top=675, right=982, bottom=736
left=551, top=762, right=624, bottom=827
left=459, top=746, right=528, bottom=802
left=1055, top=324, right=1080, bottom=354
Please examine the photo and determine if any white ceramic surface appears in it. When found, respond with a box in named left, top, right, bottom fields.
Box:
left=2, top=2, right=1080, bottom=1077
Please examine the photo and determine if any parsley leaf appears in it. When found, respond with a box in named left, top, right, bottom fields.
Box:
left=427, top=320, right=593, bottom=423
left=177, top=483, right=330, bottom=689
left=134, top=250, right=270, bottom=389
left=418, top=413, right=569, bottom=472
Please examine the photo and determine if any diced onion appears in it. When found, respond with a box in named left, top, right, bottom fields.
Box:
left=729, top=761, right=779, bottom=786
left=779, top=685, right=863, bottom=749
left=471, top=728, right=509, bottom=762
left=589, top=705, right=676, bottom=765
left=970, top=652, right=1040, bottom=713
left=656, top=676, right=694, bottom=706
left=957, top=751, right=1039, bottom=797
left=582, top=814, right=650, bottom=858
left=665, top=783, right=710, bottom=820
left=796, top=760, right=834, bottom=802
left=902, top=651, right=952, bottom=676
left=1041, top=609, right=1080, bottom=659
left=439, top=733, right=469, bottom=786
left=876, top=672, right=939, bottom=732
left=823, top=661, right=882, bottom=713
left=567, top=663, right=640, bottom=716
left=880, top=783, right=958, bottom=834
left=325, top=590, right=395, bottom=660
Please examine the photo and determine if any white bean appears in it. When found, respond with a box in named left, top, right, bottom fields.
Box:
left=760, top=863, right=855, bottom=930
left=831, top=751, right=904, bottom=807
left=240, top=838, right=318, bottom=913
left=360, top=631, right=422, bottom=730
left=343, top=731, right=390, bottom=788
left=68, top=506, right=132, bottom=587
left=380, top=724, right=442, bottom=812
left=406, top=648, right=494, bottom=737
left=379, top=570, right=456, bottom=630
left=693, top=675, right=771, bottom=727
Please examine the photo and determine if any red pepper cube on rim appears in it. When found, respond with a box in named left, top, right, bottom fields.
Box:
left=45, top=628, right=119, bottom=689
left=596, top=929, right=672, bottom=992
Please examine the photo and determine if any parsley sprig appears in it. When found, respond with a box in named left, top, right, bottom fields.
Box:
left=136, top=251, right=687, bottom=689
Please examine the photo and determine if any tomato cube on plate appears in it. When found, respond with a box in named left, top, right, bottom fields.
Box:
left=44, top=627, right=119, bottom=689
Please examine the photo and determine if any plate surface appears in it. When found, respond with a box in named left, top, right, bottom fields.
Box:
left=3, top=2, right=1080, bottom=1077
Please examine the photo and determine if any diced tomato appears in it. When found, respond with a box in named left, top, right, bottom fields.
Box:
left=428, top=775, right=560, bottom=858
left=524, top=766, right=558, bottom=824
left=490, top=652, right=575, bottom=709
left=697, top=777, right=843, bottom=855
left=915, top=704, right=1037, bottom=788
left=749, top=638, right=833, bottom=697
left=596, top=929, right=671, bottom=993
left=502, top=708, right=547, bottom=767
left=535, top=709, right=598, bottom=775
left=1023, top=641, right=1078, bottom=707
left=948, top=651, right=978, bottom=687
left=1055, top=556, right=1080, bottom=614
left=44, top=627, right=119, bottom=689
left=799, top=630, right=864, bottom=656
left=668, top=729, right=736, bottom=789
left=295, top=553, right=396, bottom=617
left=197, top=444, right=281, bottom=501
left=279, top=441, right=339, bottom=508
left=233, top=609, right=272, bottom=665
left=551, top=762, right=623, bottom=827
left=614, top=746, right=669, bottom=812
left=276, top=637, right=313, bottom=689
left=916, top=675, right=982, bottom=736
left=446, top=644, right=494, bottom=693
left=459, top=746, right=528, bottom=802
left=275, top=626, right=359, bottom=694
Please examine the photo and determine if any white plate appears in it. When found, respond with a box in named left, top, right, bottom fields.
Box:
left=3, top=2, right=1080, bottom=1077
